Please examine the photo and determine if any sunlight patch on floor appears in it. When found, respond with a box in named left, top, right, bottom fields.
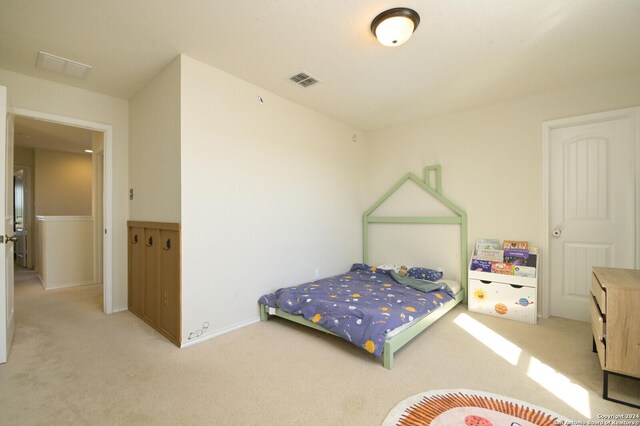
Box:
left=527, top=356, right=591, bottom=418
left=454, top=313, right=593, bottom=417
left=453, top=313, right=522, bottom=366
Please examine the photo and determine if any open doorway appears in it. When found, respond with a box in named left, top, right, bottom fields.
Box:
left=13, top=115, right=106, bottom=306
left=11, top=107, right=114, bottom=314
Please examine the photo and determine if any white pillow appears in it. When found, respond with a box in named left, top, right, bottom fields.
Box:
left=376, top=264, right=402, bottom=273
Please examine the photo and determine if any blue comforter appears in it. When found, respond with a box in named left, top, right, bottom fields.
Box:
left=259, top=264, right=454, bottom=357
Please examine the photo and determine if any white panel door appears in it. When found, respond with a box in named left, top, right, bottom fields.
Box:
left=549, top=112, right=635, bottom=321
left=0, top=86, right=15, bottom=363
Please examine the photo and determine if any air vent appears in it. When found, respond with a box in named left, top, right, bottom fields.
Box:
left=289, top=72, right=319, bottom=88
left=36, top=51, right=92, bottom=79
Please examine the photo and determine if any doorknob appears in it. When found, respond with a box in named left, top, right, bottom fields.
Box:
left=1, top=235, right=18, bottom=244
left=552, top=229, right=562, bottom=237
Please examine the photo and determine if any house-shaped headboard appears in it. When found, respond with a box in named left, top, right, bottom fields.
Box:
left=362, top=165, right=468, bottom=302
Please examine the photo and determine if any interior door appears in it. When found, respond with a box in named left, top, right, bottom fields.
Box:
left=549, top=111, right=635, bottom=322
left=0, top=85, right=15, bottom=363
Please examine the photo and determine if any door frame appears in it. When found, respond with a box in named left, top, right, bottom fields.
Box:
left=13, top=107, right=115, bottom=314
left=541, top=106, right=640, bottom=319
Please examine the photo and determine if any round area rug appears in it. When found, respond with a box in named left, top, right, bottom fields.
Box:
left=382, top=389, right=570, bottom=426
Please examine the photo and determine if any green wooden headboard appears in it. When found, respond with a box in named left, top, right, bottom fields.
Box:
left=362, top=165, right=468, bottom=303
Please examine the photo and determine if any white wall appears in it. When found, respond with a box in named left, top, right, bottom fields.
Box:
left=34, top=149, right=92, bottom=216
left=180, top=55, right=365, bottom=343
left=129, top=57, right=181, bottom=222
left=36, top=216, right=94, bottom=289
left=364, top=73, right=640, bottom=273
left=0, top=69, right=129, bottom=311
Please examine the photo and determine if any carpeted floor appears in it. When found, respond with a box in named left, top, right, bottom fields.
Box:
left=0, top=267, right=638, bottom=425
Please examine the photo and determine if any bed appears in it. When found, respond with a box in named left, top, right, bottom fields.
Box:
left=258, top=165, right=468, bottom=369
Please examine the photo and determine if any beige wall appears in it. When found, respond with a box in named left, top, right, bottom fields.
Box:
left=36, top=216, right=94, bottom=289
left=364, top=73, right=640, bottom=281
left=129, top=57, right=181, bottom=222
left=180, top=55, right=365, bottom=343
left=34, top=149, right=92, bottom=216
left=14, top=146, right=34, bottom=167
left=0, top=68, right=129, bottom=311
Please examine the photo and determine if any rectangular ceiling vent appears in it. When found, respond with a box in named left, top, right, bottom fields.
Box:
left=289, top=72, right=319, bottom=88
left=36, top=51, right=92, bottom=79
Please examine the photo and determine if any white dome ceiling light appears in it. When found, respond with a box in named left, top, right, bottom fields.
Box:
left=371, top=8, right=420, bottom=47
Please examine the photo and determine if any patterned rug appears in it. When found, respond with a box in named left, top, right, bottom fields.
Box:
left=382, top=389, right=570, bottom=426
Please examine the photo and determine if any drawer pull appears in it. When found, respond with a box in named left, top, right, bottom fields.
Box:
left=480, top=280, right=492, bottom=284
left=131, top=234, right=138, bottom=245
left=510, top=284, right=523, bottom=289
left=146, top=236, right=153, bottom=247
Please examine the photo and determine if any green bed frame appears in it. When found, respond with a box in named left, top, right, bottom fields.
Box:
left=259, top=165, right=468, bottom=369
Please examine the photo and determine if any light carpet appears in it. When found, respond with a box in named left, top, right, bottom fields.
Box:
left=1, top=268, right=638, bottom=425
left=382, top=389, right=569, bottom=426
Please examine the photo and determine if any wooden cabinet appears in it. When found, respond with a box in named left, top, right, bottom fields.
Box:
left=128, top=221, right=181, bottom=346
left=128, top=224, right=145, bottom=316
left=591, top=267, right=640, bottom=408
left=159, top=227, right=181, bottom=341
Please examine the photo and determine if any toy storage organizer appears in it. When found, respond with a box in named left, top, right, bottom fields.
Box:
left=467, top=250, right=538, bottom=324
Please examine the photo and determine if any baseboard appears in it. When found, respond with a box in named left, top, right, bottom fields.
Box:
left=37, top=274, right=45, bottom=290
left=180, top=317, right=260, bottom=348
left=42, top=279, right=96, bottom=290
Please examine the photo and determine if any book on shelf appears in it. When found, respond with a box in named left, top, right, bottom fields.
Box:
left=470, top=258, right=492, bottom=272
left=471, top=239, right=539, bottom=276
left=503, top=240, right=528, bottom=250
left=491, top=262, right=514, bottom=275
left=504, top=248, right=529, bottom=265
left=475, top=239, right=501, bottom=252
left=525, top=255, right=537, bottom=267
left=514, top=265, right=536, bottom=277
left=476, top=248, right=504, bottom=262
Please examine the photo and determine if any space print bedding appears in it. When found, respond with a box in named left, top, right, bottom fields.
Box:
left=258, top=263, right=456, bottom=357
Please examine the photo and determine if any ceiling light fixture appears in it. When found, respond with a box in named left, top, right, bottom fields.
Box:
left=371, top=7, right=420, bottom=47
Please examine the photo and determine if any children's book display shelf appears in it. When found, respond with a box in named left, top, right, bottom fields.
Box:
left=468, top=239, right=538, bottom=324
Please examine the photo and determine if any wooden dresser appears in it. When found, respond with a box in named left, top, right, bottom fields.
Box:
left=128, top=221, right=181, bottom=346
left=590, top=267, right=640, bottom=408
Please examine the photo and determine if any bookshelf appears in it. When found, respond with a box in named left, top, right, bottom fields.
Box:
left=467, top=239, right=538, bottom=324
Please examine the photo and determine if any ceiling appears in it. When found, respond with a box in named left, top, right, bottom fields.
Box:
left=1, top=0, right=639, bottom=131
left=14, top=116, right=95, bottom=154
